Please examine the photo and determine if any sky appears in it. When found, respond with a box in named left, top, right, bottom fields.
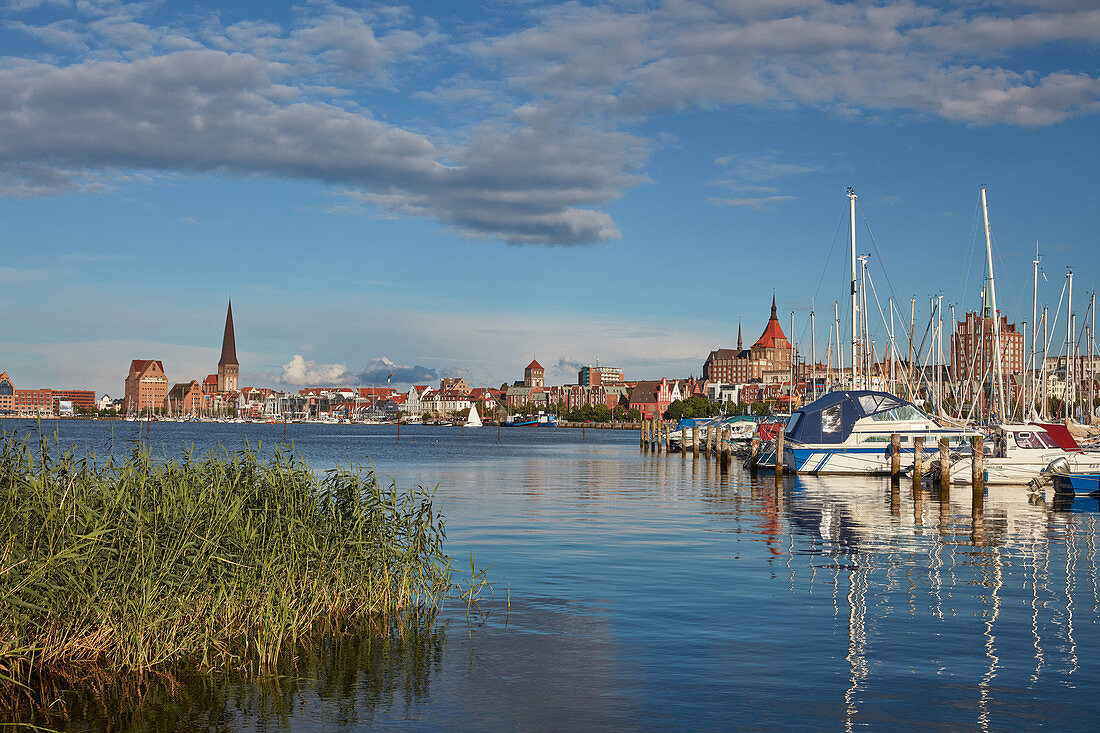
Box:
left=2, top=0, right=1099, bottom=395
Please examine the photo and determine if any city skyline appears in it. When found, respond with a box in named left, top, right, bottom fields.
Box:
left=3, top=1, right=1099, bottom=395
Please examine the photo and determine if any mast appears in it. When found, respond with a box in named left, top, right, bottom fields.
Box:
left=908, top=299, right=916, bottom=402
left=835, top=301, right=842, bottom=389
left=937, top=295, right=944, bottom=415
left=981, top=186, right=1007, bottom=423
left=811, top=309, right=817, bottom=401
left=1031, top=246, right=1040, bottom=418
left=790, top=311, right=796, bottom=409
left=1042, top=306, right=1050, bottom=420
left=848, top=187, right=859, bottom=390
left=1092, top=293, right=1096, bottom=422
left=1067, top=270, right=1074, bottom=418
left=889, top=297, right=895, bottom=395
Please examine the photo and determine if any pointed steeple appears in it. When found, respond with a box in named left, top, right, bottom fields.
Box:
left=737, top=320, right=743, bottom=350
left=219, top=300, right=238, bottom=367
left=771, top=291, right=777, bottom=319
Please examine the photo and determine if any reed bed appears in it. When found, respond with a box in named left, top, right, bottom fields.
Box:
left=0, top=434, right=451, bottom=697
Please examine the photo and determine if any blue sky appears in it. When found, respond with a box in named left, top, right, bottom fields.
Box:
left=1, top=0, right=1099, bottom=395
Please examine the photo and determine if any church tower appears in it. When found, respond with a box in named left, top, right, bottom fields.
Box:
left=217, top=300, right=239, bottom=393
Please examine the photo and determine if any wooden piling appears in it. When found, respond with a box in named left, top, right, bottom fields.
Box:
left=720, top=428, right=730, bottom=468
left=681, top=427, right=688, bottom=459
left=774, top=428, right=784, bottom=478
left=912, top=436, right=924, bottom=489
left=640, top=418, right=646, bottom=450
left=692, top=425, right=700, bottom=459
left=938, top=437, right=950, bottom=487
left=662, top=422, right=669, bottom=453
left=890, top=434, right=901, bottom=479
left=750, top=437, right=760, bottom=473
left=971, top=435, right=984, bottom=491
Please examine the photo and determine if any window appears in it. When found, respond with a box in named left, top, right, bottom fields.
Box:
left=822, top=404, right=842, bottom=434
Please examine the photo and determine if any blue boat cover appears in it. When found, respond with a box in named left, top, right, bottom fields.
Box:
left=784, top=390, right=913, bottom=444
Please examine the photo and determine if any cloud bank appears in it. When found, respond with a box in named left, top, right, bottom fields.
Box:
left=1, top=1, right=1098, bottom=244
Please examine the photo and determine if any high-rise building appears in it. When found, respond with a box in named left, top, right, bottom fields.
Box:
left=217, top=300, right=239, bottom=393
left=578, top=364, right=624, bottom=386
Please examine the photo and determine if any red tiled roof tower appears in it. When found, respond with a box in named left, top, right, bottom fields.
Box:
left=753, top=294, right=790, bottom=349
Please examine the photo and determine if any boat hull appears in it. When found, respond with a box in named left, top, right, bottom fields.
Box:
left=1052, top=473, right=1100, bottom=495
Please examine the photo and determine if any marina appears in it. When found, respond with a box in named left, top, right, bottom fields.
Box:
left=3, top=419, right=1100, bottom=730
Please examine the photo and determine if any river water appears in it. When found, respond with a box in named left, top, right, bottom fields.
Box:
left=4, top=419, right=1100, bottom=731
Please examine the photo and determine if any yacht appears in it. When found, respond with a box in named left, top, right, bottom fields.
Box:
left=780, top=390, right=976, bottom=475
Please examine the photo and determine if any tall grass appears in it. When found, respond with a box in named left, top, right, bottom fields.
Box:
left=0, top=434, right=451, bottom=697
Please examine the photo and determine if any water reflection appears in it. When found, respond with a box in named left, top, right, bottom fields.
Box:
left=4, top=423, right=1100, bottom=729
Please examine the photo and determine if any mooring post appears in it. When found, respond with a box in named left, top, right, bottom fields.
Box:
left=938, top=437, right=950, bottom=487
left=890, top=433, right=901, bottom=480
left=750, top=437, right=760, bottom=473
left=774, top=428, right=784, bottom=478
left=662, top=421, right=670, bottom=453
left=681, top=427, right=688, bottom=459
left=692, top=425, right=700, bottom=459
left=971, top=435, right=984, bottom=491
left=720, top=428, right=730, bottom=468
left=912, top=436, right=924, bottom=489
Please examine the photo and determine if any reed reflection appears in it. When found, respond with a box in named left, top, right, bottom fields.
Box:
left=7, top=615, right=445, bottom=733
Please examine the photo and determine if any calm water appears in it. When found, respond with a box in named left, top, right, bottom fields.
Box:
left=4, top=419, right=1100, bottom=731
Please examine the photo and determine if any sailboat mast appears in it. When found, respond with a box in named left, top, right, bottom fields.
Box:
left=1031, top=246, right=1040, bottom=418
left=981, top=186, right=1007, bottom=422
left=1067, top=270, right=1074, bottom=418
left=889, top=297, right=895, bottom=395
left=811, top=309, right=817, bottom=401
left=848, top=188, right=859, bottom=390
left=834, top=301, right=842, bottom=389
left=1042, top=306, right=1050, bottom=420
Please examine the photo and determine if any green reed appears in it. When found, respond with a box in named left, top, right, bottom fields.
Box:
left=0, top=434, right=451, bottom=697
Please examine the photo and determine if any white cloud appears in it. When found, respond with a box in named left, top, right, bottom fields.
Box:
left=278, top=354, right=352, bottom=386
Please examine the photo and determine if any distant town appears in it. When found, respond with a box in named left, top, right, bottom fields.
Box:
left=0, top=295, right=1091, bottom=423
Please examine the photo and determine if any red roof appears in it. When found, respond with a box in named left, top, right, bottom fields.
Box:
left=526, top=359, right=543, bottom=371
left=203, top=374, right=218, bottom=385
left=753, top=295, right=791, bottom=349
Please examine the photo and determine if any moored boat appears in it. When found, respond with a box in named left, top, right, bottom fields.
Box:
left=780, top=390, right=976, bottom=475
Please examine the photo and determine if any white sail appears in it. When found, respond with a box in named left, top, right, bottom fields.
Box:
left=466, top=403, right=482, bottom=427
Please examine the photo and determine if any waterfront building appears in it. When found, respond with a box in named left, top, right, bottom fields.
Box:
left=439, top=377, right=470, bottom=395
left=49, top=389, right=95, bottom=411
left=217, top=300, right=239, bottom=393
left=629, top=378, right=681, bottom=420
left=166, top=381, right=205, bottom=415
left=702, top=296, right=792, bottom=384
left=578, top=364, right=624, bottom=386
left=0, top=372, right=13, bottom=416
left=124, top=359, right=168, bottom=414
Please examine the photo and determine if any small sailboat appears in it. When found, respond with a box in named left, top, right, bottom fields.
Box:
left=465, top=403, right=483, bottom=428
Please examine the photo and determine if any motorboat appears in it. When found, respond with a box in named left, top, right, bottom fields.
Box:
left=780, top=390, right=976, bottom=475
left=949, top=422, right=1100, bottom=485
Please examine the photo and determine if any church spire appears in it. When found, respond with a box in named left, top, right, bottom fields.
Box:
left=219, top=300, right=238, bottom=367
left=737, top=320, right=742, bottom=350
left=771, top=291, right=777, bottom=319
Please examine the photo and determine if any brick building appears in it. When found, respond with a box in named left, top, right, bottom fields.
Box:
left=703, top=296, right=793, bottom=384
left=951, top=310, right=1025, bottom=409
left=166, top=380, right=205, bottom=415
left=125, top=359, right=168, bottom=413
left=524, top=360, right=545, bottom=388
left=0, top=372, right=13, bottom=416
left=217, top=300, right=239, bottom=393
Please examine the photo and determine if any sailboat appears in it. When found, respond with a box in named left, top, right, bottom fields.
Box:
left=465, top=403, right=483, bottom=428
